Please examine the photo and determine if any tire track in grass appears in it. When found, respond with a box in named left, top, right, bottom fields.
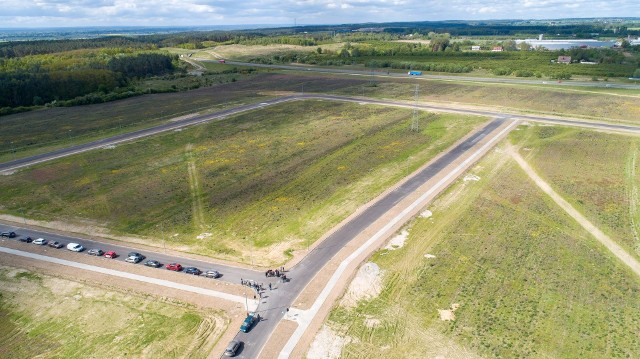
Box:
left=186, top=143, right=205, bottom=229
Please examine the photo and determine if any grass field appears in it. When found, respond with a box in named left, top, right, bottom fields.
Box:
left=323, top=138, right=640, bottom=359
left=0, top=73, right=367, bottom=163
left=3, top=66, right=639, bottom=164
left=333, top=78, right=640, bottom=125
left=0, top=266, right=227, bottom=359
left=510, top=124, right=640, bottom=261
left=0, top=101, right=486, bottom=264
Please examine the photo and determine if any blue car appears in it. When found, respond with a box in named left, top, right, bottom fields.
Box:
left=240, top=312, right=259, bottom=333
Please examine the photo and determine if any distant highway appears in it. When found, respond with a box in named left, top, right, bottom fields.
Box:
left=214, top=60, right=640, bottom=90
left=2, top=94, right=640, bottom=174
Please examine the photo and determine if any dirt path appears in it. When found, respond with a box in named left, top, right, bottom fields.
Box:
left=626, top=143, right=640, bottom=253
left=508, top=144, right=640, bottom=277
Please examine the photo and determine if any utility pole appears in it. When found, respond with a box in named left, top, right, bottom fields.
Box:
left=410, top=84, right=420, bottom=132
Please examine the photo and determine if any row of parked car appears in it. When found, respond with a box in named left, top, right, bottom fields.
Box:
left=7, top=231, right=222, bottom=279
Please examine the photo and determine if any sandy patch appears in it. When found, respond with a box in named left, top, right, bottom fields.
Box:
left=197, top=232, right=213, bottom=240
left=364, top=317, right=381, bottom=328
left=306, top=324, right=350, bottom=359
left=463, top=174, right=481, bottom=181
left=340, top=262, right=384, bottom=308
left=438, top=303, right=461, bottom=321
left=169, top=114, right=199, bottom=122
left=420, top=209, right=433, bottom=218
left=384, top=229, right=409, bottom=250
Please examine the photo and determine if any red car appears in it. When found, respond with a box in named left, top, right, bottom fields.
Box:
left=166, top=263, right=183, bottom=271
left=104, top=251, right=117, bottom=259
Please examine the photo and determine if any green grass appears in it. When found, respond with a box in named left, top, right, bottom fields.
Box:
left=0, top=101, right=486, bottom=264
left=0, top=266, right=227, bottom=359
left=510, top=124, right=640, bottom=261
left=325, top=141, right=640, bottom=359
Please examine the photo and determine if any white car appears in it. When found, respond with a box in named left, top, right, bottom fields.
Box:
left=66, top=243, right=84, bottom=252
left=33, top=238, right=48, bottom=245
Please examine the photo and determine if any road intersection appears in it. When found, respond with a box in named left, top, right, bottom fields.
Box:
left=2, top=93, right=640, bottom=358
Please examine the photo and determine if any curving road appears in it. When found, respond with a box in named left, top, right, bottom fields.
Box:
left=2, top=94, right=640, bottom=174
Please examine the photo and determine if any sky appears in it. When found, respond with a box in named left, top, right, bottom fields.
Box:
left=1, top=0, right=639, bottom=28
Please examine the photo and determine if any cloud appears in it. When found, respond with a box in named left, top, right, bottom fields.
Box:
left=0, top=0, right=638, bottom=27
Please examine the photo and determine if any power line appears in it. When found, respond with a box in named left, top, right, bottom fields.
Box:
left=410, top=84, right=420, bottom=132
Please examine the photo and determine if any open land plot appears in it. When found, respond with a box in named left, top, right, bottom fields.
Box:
left=318, top=142, right=640, bottom=359
left=332, top=78, right=640, bottom=125
left=0, top=73, right=367, bottom=163
left=509, top=124, right=640, bottom=262
left=0, top=265, right=227, bottom=359
left=0, top=100, right=486, bottom=265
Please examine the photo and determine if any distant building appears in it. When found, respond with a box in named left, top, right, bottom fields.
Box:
left=557, top=56, right=572, bottom=64
left=492, top=46, right=503, bottom=52
left=471, top=45, right=481, bottom=51
left=538, top=34, right=544, bottom=41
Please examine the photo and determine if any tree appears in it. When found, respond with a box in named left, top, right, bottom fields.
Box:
left=518, top=42, right=531, bottom=51
left=503, top=40, right=518, bottom=51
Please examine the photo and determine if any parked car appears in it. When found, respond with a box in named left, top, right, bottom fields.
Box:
left=204, top=270, right=221, bottom=279
left=33, top=238, right=48, bottom=245
left=88, top=249, right=104, bottom=256
left=240, top=312, right=259, bottom=333
left=166, top=263, right=183, bottom=271
left=48, top=241, right=64, bottom=248
left=67, top=243, right=84, bottom=252
left=19, top=236, right=33, bottom=243
left=1, top=231, right=16, bottom=238
left=184, top=267, right=201, bottom=275
left=224, top=340, right=241, bottom=357
left=104, top=251, right=117, bottom=259
left=125, top=252, right=144, bottom=263
left=144, top=260, right=162, bottom=268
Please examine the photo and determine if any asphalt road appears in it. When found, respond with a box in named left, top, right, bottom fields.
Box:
left=0, top=224, right=261, bottom=285
left=3, top=94, right=640, bottom=174
left=219, top=60, right=640, bottom=90
left=228, top=118, right=507, bottom=358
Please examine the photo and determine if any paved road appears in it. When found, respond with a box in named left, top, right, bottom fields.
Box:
left=0, top=224, right=261, bottom=285
left=3, top=94, right=640, bottom=174
left=228, top=118, right=508, bottom=358
left=216, top=60, right=640, bottom=90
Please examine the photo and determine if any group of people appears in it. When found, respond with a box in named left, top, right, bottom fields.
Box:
left=240, top=278, right=264, bottom=292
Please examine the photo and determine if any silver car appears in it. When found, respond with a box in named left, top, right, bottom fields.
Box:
left=224, top=340, right=241, bottom=356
